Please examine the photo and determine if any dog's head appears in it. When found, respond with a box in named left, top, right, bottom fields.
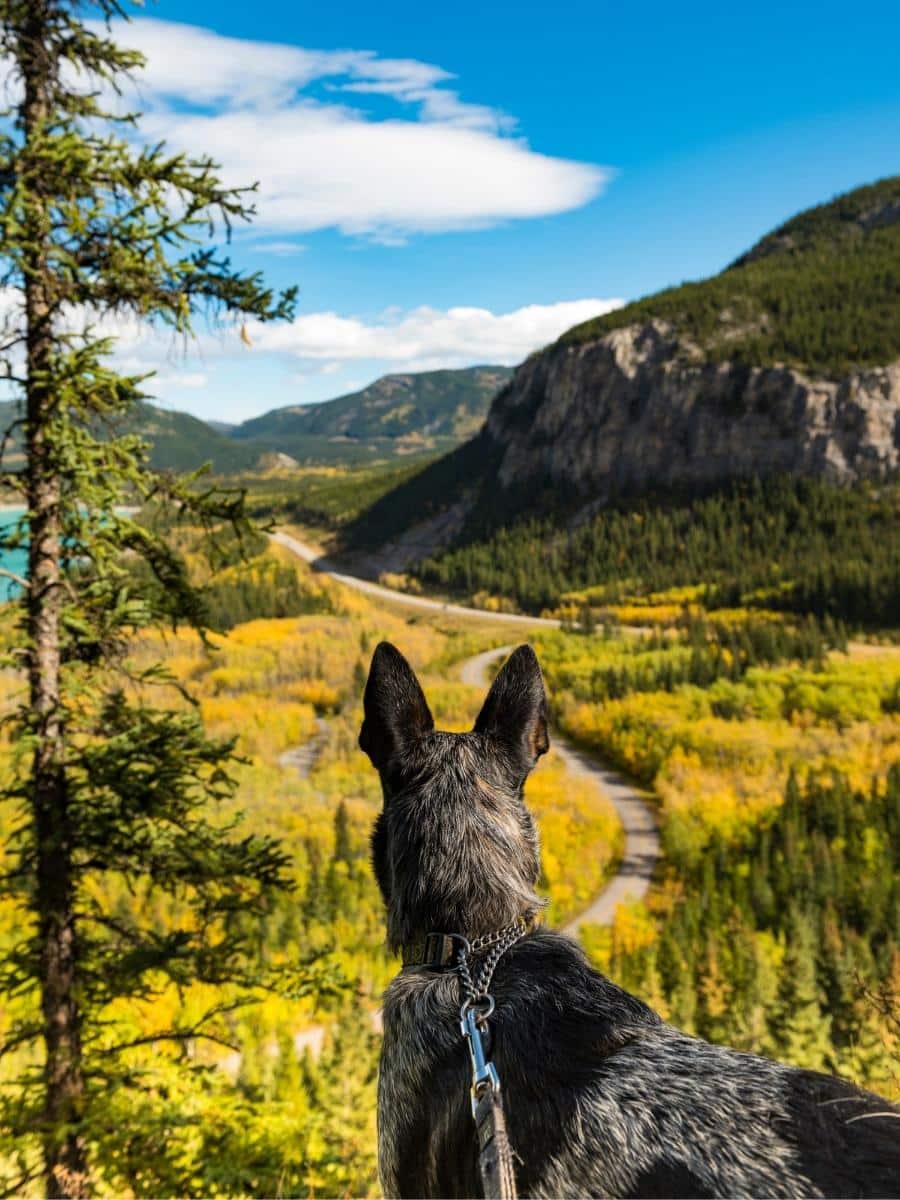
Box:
left=359, top=642, right=549, bottom=950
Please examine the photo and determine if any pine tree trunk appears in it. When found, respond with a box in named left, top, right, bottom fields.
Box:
left=26, top=328, right=90, bottom=1200
left=20, top=4, right=89, bottom=1195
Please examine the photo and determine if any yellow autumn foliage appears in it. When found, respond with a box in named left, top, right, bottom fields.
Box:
left=544, top=628, right=900, bottom=854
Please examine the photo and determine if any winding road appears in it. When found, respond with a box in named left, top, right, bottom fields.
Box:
left=271, top=531, right=560, bottom=626
left=218, top=535, right=664, bottom=1069
left=274, top=531, right=661, bottom=930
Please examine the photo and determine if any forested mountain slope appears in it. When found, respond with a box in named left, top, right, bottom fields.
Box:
left=560, top=175, right=900, bottom=371
left=345, top=178, right=900, bottom=613
left=124, top=402, right=261, bottom=473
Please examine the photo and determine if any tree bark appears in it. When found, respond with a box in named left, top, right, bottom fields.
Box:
left=19, top=4, right=89, bottom=1195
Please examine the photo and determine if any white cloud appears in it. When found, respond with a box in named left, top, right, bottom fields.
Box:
left=88, top=297, right=623, bottom=380
left=106, top=18, right=608, bottom=239
left=0, top=277, right=622, bottom=418
left=248, top=297, right=623, bottom=368
left=252, top=241, right=308, bottom=256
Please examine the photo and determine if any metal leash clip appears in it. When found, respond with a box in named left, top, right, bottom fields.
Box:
left=460, top=1000, right=500, bottom=1115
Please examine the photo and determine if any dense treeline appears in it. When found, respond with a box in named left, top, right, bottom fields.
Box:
left=536, top=620, right=900, bottom=1092
left=203, top=559, right=333, bottom=630
left=416, top=476, right=900, bottom=624
left=560, top=615, right=848, bottom=704
left=127, top=521, right=341, bottom=631
left=609, top=767, right=900, bottom=1088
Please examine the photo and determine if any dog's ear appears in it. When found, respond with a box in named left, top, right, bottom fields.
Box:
left=474, top=644, right=549, bottom=769
left=359, top=642, right=434, bottom=771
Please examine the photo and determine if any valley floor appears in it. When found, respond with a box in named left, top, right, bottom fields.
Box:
left=1, top=524, right=897, bottom=1196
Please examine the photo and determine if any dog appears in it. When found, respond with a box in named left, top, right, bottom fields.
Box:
left=360, top=641, right=900, bottom=1198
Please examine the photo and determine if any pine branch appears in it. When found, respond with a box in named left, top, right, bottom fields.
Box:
left=0, top=4, right=304, bottom=1190
left=0, top=567, right=29, bottom=590
left=92, top=998, right=256, bottom=1058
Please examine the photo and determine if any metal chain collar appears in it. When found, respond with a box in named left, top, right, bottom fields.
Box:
left=456, top=916, right=530, bottom=1021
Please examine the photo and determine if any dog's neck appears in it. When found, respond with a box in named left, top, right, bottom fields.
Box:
left=386, top=878, right=543, bottom=954
left=384, top=812, right=543, bottom=952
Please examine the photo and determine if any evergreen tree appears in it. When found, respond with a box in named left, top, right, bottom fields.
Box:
left=696, top=937, right=732, bottom=1044
left=0, top=3, right=298, bottom=1194
left=302, top=1006, right=380, bottom=1197
left=577, top=601, right=596, bottom=635
left=408, top=474, right=900, bottom=624
left=353, top=657, right=367, bottom=694
left=772, top=912, right=834, bottom=1072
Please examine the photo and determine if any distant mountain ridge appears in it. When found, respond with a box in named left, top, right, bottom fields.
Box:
left=347, top=176, right=900, bottom=560
left=0, top=365, right=513, bottom=474
left=230, top=366, right=513, bottom=464
left=124, top=403, right=260, bottom=473
left=0, top=399, right=259, bottom=475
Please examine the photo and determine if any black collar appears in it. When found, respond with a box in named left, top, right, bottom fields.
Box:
left=401, top=914, right=540, bottom=971
left=401, top=931, right=466, bottom=970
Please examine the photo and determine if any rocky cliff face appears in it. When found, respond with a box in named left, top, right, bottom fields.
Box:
left=483, top=321, right=900, bottom=502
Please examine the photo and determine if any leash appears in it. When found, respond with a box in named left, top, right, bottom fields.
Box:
left=401, top=915, right=534, bottom=1198
left=456, top=919, right=527, bottom=1200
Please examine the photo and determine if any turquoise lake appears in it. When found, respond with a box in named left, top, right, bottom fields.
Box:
left=0, top=508, right=26, bottom=601
left=0, top=507, right=139, bottom=601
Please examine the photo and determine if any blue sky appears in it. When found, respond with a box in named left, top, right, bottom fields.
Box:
left=111, top=0, right=900, bottom=423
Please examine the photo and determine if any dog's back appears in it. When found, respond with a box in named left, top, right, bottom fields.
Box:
left=360, top=643, right=900, bottom=1198
left=380, top=932, right=899, bottom=1198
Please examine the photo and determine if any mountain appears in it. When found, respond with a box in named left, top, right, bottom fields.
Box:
left=346, top=177, right=900, bottom=563
left=124, top=403, right=260, bottom=473
left=230, top=366, right=514, bottom=464
left=0, top=400, right=259, bottom=475
left=0, top=364, right=515, bottom=475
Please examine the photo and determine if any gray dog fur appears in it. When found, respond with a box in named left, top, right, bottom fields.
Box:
left=360, top=642, right=900, bottom=1199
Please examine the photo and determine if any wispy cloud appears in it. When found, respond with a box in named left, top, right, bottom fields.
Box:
left=251, top=241, right=308, bottom=256
left=245, top=298, right=624, bottom=369
left=71, top=296, right=618, bottom=386
left=107, top=18, right=609, bottom=240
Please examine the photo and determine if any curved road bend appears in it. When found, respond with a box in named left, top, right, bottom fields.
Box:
left=271, top=531, right=561, bottom=627
left=274, top=533, right=661, bottom=933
